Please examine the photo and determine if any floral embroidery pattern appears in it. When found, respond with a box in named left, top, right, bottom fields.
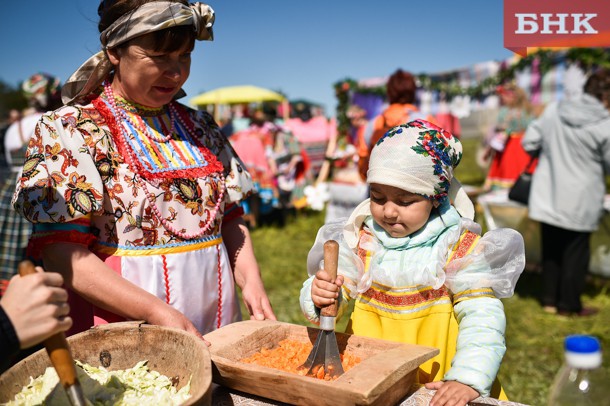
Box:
left=65, top=172, right=104, bottom=216
left=407, top=120, right=461, bottom=197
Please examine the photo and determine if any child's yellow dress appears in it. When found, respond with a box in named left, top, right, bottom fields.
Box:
left=300, top=199, right=525, bottom=399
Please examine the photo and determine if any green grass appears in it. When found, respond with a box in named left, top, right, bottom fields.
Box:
left=454, top=137, right=487, bottom=186
left=244, top=138, right=610, bottom=405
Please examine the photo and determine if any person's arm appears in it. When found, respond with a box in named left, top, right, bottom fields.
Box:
left=0, top=303, right=20, bottom=374
left=41, top=243, right=201, bottom=336
left=521, top=104, right=553, bottom=155
left=0, top=269, right=72, bottom=374
left=221, top=216, right=276, bottom=321
left=441, top=297, right=507, bottom=397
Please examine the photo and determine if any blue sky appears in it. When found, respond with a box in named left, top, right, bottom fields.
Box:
left=0, top=1, right=512, bottom=115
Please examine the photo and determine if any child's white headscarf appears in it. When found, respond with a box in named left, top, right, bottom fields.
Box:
left=367, top=119, right=475, bottom=220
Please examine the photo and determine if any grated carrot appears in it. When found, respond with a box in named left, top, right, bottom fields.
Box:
left=240, top=339, right=361, bottom=381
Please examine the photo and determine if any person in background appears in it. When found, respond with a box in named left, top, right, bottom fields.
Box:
left=522, top=69, right=610, bottom=317
left=0, top=74, right=62, bottom=295
left=483, top=83, right=535, bottom=191
left=0, top=110, right=22, bottom=171
left=229, top=109, right=281, bottom=227
left=359, top=69, right=432, bottom=181
left=1, top=267, right=72, bottom=374
left=348, top=105, right=369, bottom=171
left=265, top=112, right=307, bottom=218
left=322, top=104, right=369, bottom=223
left=13, top=0, right=275, bottom=338
left=301, top=120, right=525, bottom=405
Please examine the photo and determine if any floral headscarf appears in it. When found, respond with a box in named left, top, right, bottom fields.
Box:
left=367, top=119, right=475, bottom=219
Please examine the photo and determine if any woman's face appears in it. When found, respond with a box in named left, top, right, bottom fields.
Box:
left=107, top=33, right=193, bottom=108
left=369, top=183, right=436, bottom=238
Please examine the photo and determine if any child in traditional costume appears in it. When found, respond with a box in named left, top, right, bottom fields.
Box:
left=300, top=120, right=525, bottom=405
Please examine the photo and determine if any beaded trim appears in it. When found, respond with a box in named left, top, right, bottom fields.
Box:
left=93, top=97, right=226, bottom=240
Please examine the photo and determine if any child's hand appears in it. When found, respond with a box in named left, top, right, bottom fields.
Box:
left=425, top=380, right=479, bottom=406
left=311, top=269, right=344, bottom=308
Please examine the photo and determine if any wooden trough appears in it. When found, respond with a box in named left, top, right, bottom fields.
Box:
left=0, top=321, right=212, bottom=405
left=204, top=320, right=439, bottom=406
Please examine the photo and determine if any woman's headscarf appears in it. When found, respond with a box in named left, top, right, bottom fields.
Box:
left=366, top=119, right=475, bottom=219
left=61, top=1, right=215, bottom=105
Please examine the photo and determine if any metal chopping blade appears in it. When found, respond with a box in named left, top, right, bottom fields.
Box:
left=301, top=240, right=345, bottom=379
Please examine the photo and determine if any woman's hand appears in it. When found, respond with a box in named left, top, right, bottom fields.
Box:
left=222, top=217, right=277, bottom=321
left=425, top=380, right=479, bottom=406
left=144, top=303, right=208, bottom=344
left=240, top=277, right=276, bottom=321
left=311, top=269, right=344, bottom=309
left=1, top=270, right=72, bottom=349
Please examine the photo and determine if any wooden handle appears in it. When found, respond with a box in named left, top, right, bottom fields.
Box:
left=18, top=260, right=79, bottom=388
left=17, top=260, right=37, bottom=276
left=320, top=240, right=339, bottom=318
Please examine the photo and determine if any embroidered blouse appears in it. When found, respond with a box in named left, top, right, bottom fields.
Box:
left=12, top=96, right=254, bottom=256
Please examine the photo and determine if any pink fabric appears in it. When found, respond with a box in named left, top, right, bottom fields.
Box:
left=284, top=116, right=335, bottom=143
left=230, top=130, right=271, bottom=173
left=229, top=129, right=275, bottom=188
left=435, top=113, right=462, bottom=139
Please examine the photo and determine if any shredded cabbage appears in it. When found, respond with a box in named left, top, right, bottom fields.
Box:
left=4, top=360, right=191, bottom=406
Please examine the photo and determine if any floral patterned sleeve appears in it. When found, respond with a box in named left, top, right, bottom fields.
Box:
left=12, top=106, right=103, bottom=256
left=190, top=109, right=255, bottom=204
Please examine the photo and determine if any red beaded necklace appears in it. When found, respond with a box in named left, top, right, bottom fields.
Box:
left=102, top=83, right=226, bottom=241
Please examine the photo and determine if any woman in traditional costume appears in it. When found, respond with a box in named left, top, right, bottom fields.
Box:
left=483, top=83, right=536, bottom=190
left=13, top=0, right=276, bottom=337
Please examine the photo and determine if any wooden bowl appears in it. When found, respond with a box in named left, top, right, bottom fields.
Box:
left=0, top=321, right=211, bottom=405
left=204, top=320, right=439, bottom=406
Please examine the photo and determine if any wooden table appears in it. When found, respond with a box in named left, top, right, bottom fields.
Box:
left=211, top=385, right=530, bottom=406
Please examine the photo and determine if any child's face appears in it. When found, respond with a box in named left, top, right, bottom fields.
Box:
left=369, top=183, right=435, bottom=238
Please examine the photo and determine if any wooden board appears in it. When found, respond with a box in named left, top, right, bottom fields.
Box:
left=204, top=320, right=439, bottom=406
left=0, top=322, right=212, bottom=406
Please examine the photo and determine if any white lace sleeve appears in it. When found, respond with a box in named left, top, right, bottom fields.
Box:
left=444, top=219, right=525, bottom=298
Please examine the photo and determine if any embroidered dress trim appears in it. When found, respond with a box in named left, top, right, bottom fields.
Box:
left=93, top=234, right=223, bottom=256
left=27, top=218, right=96, bottom=258
left=447, top=230, right=479, bottom=263
left=357, top=290, right=452, bottom=316
left=93, top=97, right=224, bottom=180
left=162, top=254, right=171, bottom=304
left=360, top=284, right=451, bottom=309
left=452, top=288, right=495, bottom=305
left=215, top=244, right=223, bottom=329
